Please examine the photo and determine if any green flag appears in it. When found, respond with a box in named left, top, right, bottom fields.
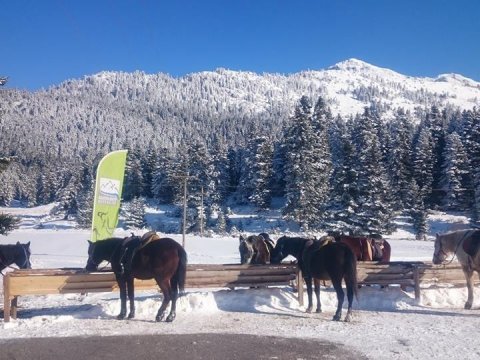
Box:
left=91, top=150, right=128, bottom=242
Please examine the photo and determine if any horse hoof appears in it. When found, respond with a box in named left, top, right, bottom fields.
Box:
left=464, top=302, right=472, bottom=310
left=117, top=314, right=126, bottom=320
left=316, top=309, right=322, bottom=313
left=332, top=315, right=341, bottom=321
left=305, top=308, right=312, bottom=313
left=344, top=314, right=352, bottom=322
left=128, top=313, right=135, bottom=319
left=166, top=314, right=176, bottom=322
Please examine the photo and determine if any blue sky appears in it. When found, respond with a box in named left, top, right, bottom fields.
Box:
left=1, top=0, right=479, bottom=90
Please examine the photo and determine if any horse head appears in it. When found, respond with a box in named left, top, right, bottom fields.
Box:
left=85, top=240, right=104, bottom=271
left=270, top=236, right=289, bottom=264
left=15, top=241, right=32, bottom=269
left=432, top=233, right=448, bottom=265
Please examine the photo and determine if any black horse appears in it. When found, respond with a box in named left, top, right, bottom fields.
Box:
left=0, top=242, right=32, bottom=272
left=270, top=236, right=358, bottom=322
left=85, top=235, right=187, bottom=322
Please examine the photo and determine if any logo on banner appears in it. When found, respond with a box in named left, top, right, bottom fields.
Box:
left=98, top=177, right=121, bottom=205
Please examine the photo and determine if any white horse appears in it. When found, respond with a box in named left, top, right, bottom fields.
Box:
left=432, top=229, right=480, bottom=309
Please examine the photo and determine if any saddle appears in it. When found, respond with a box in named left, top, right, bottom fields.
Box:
left=462, top=230, right=480, bottom=257
left=139, top=231, right=161, bottom=250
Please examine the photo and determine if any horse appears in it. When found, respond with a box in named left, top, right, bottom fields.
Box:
left=85, top=233, right=187, bottom=322
left=239, top=234, right=271, bottom=264
left=330, top=232, right=391, bottom=262
left=270, top=235, right=358, bottom=322
left=0, top=242, right=32, bottom=272
left=433, top=229, right=480, bottom=310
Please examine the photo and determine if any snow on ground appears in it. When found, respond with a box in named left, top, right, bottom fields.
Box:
left=1, top=205, right=479, bottom=359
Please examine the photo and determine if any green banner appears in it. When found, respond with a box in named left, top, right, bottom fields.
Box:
left=91, top=150, right=128, bottom=242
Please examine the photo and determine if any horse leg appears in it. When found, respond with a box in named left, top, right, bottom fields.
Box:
left=304, top=276, right=313, bottom=313
left=344, top=280, right=355, bottom=322
left=165, top=283, right=179, bottom=322
left=462, top=266, right=474, bottom=310
left=331, top=278, right=345, bottom=321
left=314, top=278, right=322, bottom=313
left=127, top=276, right=136, bottom=319
left=116, top=274, right=127, bottom=320
left=155, top=280, right=172, bottom=322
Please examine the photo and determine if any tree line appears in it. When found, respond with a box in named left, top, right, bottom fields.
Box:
left=2, top=94, right=479, bottom=239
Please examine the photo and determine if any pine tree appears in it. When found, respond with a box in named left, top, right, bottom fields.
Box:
left=442, top=132, right=473, bottom=210
left=327, top=117, right=359, bottom=232
left=238, top=133, right=274, bottom=208
left=410, top=180, right=428, bottom=240
left=282, top=96, right=332, bottom=229
left=387, top=109, right=414, bottom=210
left=350, top=108, right=394, bottom=234
left=123, top=147, right=146, bottom=201
left=122, top=196, right=147, bottom=229
left=413, top=125, right=434, bottom=206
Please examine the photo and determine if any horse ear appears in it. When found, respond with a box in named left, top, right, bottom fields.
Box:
left=16, top=241, right=20, bottom=245
left=26, top=241, right=30, bottom=247
left=87, top=240, right=92, bottom=245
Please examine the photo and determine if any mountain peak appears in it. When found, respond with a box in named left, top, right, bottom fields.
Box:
left=328, top=58, right=373, bottom=71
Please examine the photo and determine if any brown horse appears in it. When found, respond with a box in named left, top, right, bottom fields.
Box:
left=433, top=229, right=480, bottom=309
left=239, top=234, right=271, bottom=264
left=85, top=234, right=187, bottom=322
left=330, top=232, right=391, bottom=262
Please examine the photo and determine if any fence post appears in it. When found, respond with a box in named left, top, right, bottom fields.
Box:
left=3, top=272, right=11, bottom=322
left=413, top=265, right=421, bottom=301
left=297, top=268, right=304, bottom=306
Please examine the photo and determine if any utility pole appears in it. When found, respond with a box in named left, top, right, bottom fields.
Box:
left=182, top=176, right=187, bottom=247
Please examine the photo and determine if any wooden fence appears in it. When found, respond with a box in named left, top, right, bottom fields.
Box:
left=2, top=261, right=478, bottom=322
left=2, top=263, right=297, bottom=322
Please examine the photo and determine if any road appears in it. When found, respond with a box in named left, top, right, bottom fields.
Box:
left=0, top=333, right=367, bottom=360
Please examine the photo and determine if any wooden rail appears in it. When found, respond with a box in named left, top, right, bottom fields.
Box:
left=2, top=261, right=478, bottom=322
left=2, top=263, right=298, bottom=322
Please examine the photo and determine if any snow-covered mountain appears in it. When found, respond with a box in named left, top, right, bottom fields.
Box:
left=1, top=59, right=479, bottom=158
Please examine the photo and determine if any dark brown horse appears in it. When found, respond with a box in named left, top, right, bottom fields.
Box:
left=85, top=234, right=187, bottom=322
left=330, top=232, right=391, bottom=262
left=270, top=236, right=358, bottom=322
left=0, top=242, right=32, bottom=272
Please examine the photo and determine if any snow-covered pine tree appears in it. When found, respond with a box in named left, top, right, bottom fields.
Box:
left=123, top=147, right=146, bottom=201
left=282, top=96, right=332, bottom=229
left=413, top=125, right=435, bottom=207
left=238, top=130, right=274, bottom=209
left=441, top=132, right=473, bottom=211
left=459, top=108, right=480, bottom=222
left=326, top=116, right=359, bottom=232
left=409, top=180, right=428, bottom=240
left=350, top=108, right=394, bottom=234
left=122, top=196, right=147, bottom=229
left=386, top=109, right=414, bottom=210
left=424, top=106, right=448, bottom=206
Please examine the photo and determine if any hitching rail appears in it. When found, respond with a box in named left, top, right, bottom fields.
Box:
left=2, top=261, right=479, bottom=322
left=2, top=263, right=298, bottom=322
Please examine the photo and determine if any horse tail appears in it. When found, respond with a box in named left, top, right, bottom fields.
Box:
left=344, top=247, right=358, bottom=300
left=174, top=245, right=188, bottom=294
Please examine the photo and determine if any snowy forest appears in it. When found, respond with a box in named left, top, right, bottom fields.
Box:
left=1, top=60, right=480, bottom=238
